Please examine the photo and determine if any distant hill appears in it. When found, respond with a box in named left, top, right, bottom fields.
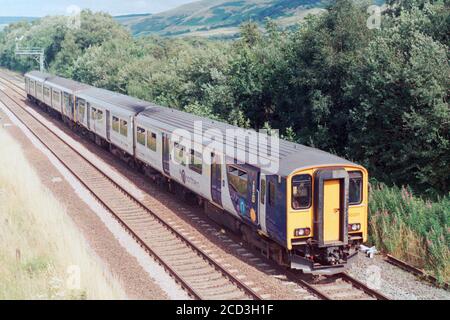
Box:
left=0, top=16, right=38, bottom=30
left=115, top=0, right=327, bottom=38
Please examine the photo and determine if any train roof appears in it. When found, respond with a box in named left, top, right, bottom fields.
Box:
left=26, top=71, right=360, bottom=176
left=25, top=71, right=52, bottom=82
left=44, top=76, right=91, bottom=93
left=76, top=87, right=151, bottom=113
left=138, top=107, right=358, bottom=177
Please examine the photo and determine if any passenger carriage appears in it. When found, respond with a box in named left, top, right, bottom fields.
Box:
left=75, top=87, right=151, bottom=159
left=24, top=71, right=52, bottom=104
left=43, top=76, right=90, bottom=124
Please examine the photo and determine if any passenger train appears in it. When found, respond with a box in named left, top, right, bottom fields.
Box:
left=24, top=70, right=368, bottom=274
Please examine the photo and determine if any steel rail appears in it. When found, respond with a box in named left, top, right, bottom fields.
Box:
left=338, top=273, right=390, bottom=300
left=385, top=254, right=449, bottom=290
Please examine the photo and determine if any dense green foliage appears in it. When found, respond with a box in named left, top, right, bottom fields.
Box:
left=370, top=181, right=449, bottom=280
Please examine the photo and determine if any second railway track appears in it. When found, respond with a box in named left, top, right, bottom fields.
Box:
left=0, top=70, right=390, bottom=300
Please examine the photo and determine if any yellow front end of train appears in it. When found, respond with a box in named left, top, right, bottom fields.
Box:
left=286, top=165, right=368, bottom=274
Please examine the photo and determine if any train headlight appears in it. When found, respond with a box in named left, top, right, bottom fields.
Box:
left=349, top=223, right=361, bottom=231
left=294, top=228, right=311, bottom=237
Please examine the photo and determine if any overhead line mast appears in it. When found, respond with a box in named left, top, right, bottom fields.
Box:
left=15, top=45, right=45, bottom=72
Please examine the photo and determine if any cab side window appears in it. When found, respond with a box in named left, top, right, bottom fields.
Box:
left=349, top=171, right=363, bottom=205
left=292, top=175, right=312, bottom=210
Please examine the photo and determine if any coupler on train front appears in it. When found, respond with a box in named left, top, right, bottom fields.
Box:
left=290, top=240, right=361, bottom=275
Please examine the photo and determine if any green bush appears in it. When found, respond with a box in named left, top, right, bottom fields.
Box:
left=369, top=181, right=450, bottom=282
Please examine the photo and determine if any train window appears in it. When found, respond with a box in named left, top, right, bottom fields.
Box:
left=78, top=99, right=86, bottom=120
left=53, top=90, right=60, bottom=104
left=173, top=142, right=186, bottom=166
left=189, top=149, right=203, bottom=174
left=44, top=87, right=50, bottom=98
left=120, top=119, right=128, bottom=137
left=227, top=166, right=247, bottom=198
left=251, top=181, right=256, bottom=203
left=147, top=132, right=157, bottom=152
left=268, top=181, right=275, bottom=207
left=349, top=171, right=363, bottom=205
left=112, top=116, right=120, bottom=133
left=137, top=127, right=146, bottom=146
left=97, top=110, right=104, bottom=123
left=292, top=175, right=312, bottom=210
left=63, top=93, right=70, bottom=109
left=91, top=107, right=97, bottom=120
left=260, top=179, right=266, bottom=205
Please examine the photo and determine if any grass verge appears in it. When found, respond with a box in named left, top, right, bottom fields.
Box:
left=369, top=182, right=449, bottom=283
left=0, top=127, right=126, bottom=299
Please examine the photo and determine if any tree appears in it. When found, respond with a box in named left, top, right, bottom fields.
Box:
left=347, top=25, right=449, bottom=193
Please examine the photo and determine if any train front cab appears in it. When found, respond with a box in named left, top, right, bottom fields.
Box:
left=287, top=165, right=368, bottom=275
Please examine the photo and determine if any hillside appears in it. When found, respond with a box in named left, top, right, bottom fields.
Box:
left=0, top=17, right=37, bottom=30
left=116, top=0, right=326, bottom=37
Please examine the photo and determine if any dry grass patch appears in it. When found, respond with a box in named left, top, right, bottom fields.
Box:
left=369, top=182, right=450, bottom=283
left=0, top=128, right=127, bottom=299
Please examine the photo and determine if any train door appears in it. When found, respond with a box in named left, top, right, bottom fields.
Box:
left=162, top=133, right=170, bottom=175
left=63, top=92, right=69, bottom=118
left=246, top=168, right=259, bottom=224
left=315, top=169, right=349, bottom=246
left=86, top=102, right=91, bottom=130
left=259, top=174, right=267, bottom=233
left=105, top=110, right=111, bottom=141
left=211, top=153, right=222, bottom=206
left=323, top=180, right=341, bottom=243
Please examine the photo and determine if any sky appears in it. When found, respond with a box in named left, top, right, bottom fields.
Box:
left=0, top=0, right=199, bottom=17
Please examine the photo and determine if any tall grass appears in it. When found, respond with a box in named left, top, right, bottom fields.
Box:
left=0, top=128, right=127, bottom=299
left=369, top=182, right=449, bottom=283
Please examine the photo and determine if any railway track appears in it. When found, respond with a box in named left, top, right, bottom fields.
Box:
left=385, top=254, right=449, bottom=290
left=280, top=268, right=389, bottom=300
left=0, top=70, right=390, bottom=300
left=0, top=72, right=262, bottom=300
